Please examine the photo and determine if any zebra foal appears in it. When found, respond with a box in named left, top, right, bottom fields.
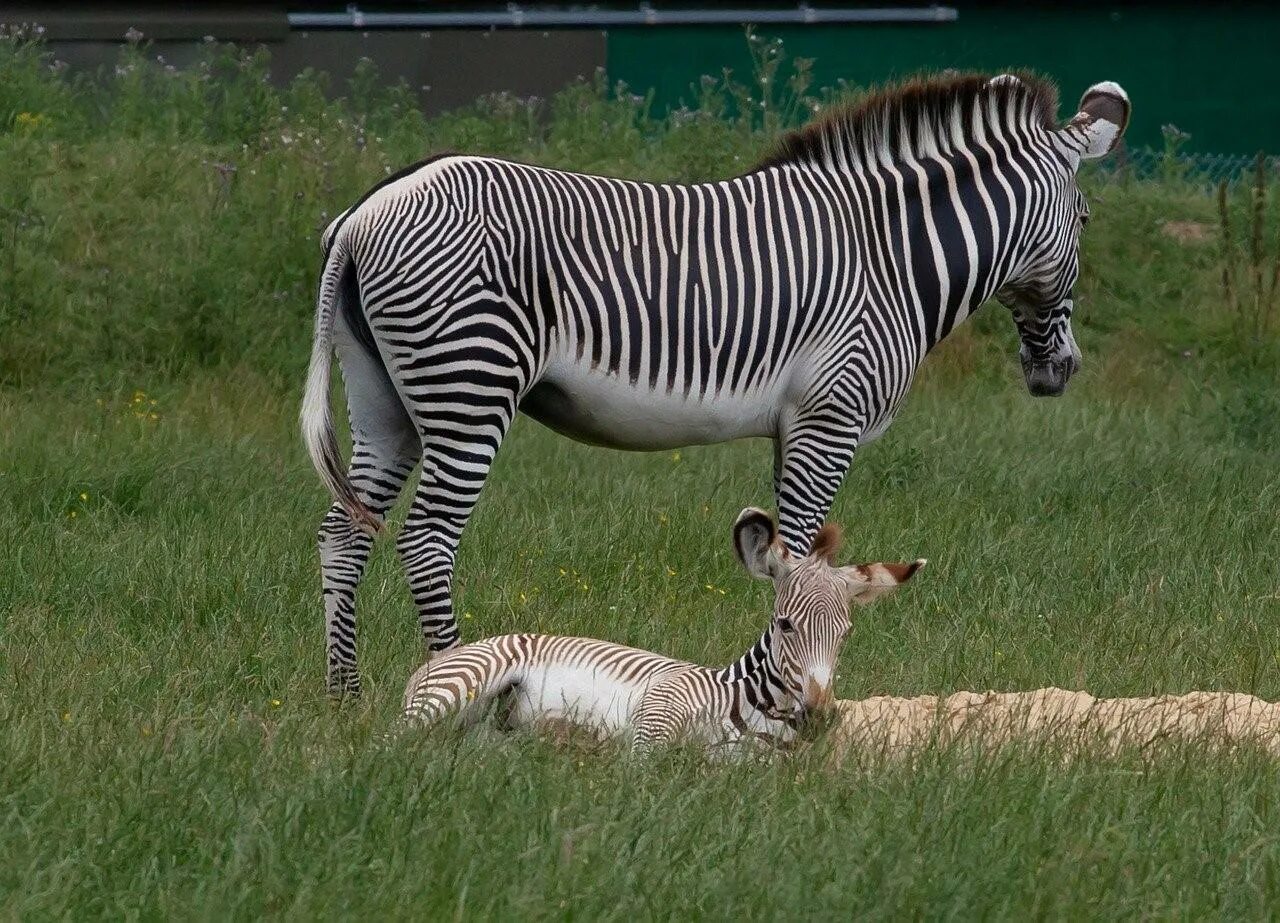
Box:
left=401, top=508, right=923, bottom=752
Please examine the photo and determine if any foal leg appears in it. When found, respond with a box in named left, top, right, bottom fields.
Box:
left=318, top=323, right=419, bottom=698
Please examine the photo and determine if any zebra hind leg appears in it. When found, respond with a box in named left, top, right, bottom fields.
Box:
left=397, top=433, right=513, bottom=654
left=394, top=355, right=525, bottom=655
left=319, top=445, right=414, bottom=698
left=319, top=324, right=419, bottom=699
left=402, top=644, right=520, bottom=729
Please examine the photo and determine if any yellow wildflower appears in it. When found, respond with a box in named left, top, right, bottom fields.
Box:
left=79, top=492, right=88, bottom=501
left=670, top=451, right=681, bottom=462
left=15, top=111, right=47, bottom=132
left=270, top=699, right=281, bottom=707
left=61, top=711, right=70, bottom=722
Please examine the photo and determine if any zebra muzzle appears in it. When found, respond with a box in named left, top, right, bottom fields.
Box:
left=802, top=677, right=836, bottom=712
left=1022, top=357, right=1075, bottom=397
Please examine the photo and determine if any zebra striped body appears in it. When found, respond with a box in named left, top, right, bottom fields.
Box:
left=402, top=508, right=923, bottom=753
left=304, top=73, right=1130, bottom=697
left=401, top=633, right=797, bottom=751
left=336, top=152, right=896, bottom=452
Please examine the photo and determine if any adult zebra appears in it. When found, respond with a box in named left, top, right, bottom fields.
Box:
left=303, top=72, right=1129, bottom=697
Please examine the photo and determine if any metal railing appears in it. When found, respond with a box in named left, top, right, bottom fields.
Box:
left=288, top=4, right=959, bottom=29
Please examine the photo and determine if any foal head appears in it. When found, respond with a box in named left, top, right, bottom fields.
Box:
left=732, top=508, right=924, bottom=716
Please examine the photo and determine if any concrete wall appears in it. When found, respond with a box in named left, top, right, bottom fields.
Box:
left=3, top=5, right=606, bottom=116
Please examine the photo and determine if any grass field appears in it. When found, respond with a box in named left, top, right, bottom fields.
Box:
left=2, top=33, right=1279, bottom=919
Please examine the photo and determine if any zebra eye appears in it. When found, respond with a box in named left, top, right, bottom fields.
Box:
left=776, top=618, right=796, bottom=634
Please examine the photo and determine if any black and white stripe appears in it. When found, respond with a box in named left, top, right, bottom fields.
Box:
left=401, top=508, right=922, bottom=752
left=303, top=72, right=1129, bottom=697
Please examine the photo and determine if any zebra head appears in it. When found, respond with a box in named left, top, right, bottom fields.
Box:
left=997, top=78, right=1131, bottom=397
left=732, top=508, right=924, bottom=717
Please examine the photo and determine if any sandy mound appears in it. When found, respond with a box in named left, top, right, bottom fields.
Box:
left=830, top=688, right=1280, bottom=761
left=1159, top=219, right=1213, bottom=243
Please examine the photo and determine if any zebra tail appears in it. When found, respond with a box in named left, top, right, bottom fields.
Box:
left=300, top=238, right=382, bottom=536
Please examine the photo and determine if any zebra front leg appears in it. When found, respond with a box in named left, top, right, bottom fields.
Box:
left=630, top=713, right=675, bottom=755
left=772, top=418, right=859, bottom=556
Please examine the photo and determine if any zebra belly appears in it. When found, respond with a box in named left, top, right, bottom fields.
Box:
left=507, top=661, right=656, bottom=733
left=521, top=361, right=780, bottom=451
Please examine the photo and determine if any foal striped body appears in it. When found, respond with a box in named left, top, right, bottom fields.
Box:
left=402, top=634, right=796, bottom=750
left=402, top=509, right=923, bottom=752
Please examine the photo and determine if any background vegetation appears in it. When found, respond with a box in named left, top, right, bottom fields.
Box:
left=1, top=31, right=1277, bottom=918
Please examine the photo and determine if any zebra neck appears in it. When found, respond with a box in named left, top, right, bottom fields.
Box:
left=717, top=630, right=792, bottom=717
left=819, top=154, right=1028, bottom=352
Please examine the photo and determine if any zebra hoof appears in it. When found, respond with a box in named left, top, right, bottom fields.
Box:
left=327, top=670, right=362, bottom=702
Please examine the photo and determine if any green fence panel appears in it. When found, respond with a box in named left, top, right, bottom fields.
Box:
left=607, top=6, right=1279, bottom=156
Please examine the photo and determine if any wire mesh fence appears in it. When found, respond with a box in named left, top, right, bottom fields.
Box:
left=1089, top=144, right=1280, bottom=187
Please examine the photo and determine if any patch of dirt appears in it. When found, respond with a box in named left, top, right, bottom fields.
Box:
left=1160, top=220, right=1214, bottom=243
left=829, top=688, right=1280, bottom=761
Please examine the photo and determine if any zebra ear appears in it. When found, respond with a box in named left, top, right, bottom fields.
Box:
left=732, top=508, right=790, bottom=581
left=808, top=523, right=843, bottom=564
left=1067, top=81, right=1130, bottom=161
left=839, top=559, right=926, bottom=606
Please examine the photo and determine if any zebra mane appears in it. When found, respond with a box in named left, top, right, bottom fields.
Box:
left=755, top=70, right=1061, bottom=172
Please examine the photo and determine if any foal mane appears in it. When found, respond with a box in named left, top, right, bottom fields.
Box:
left=755, top=70, right=1060, bottom=172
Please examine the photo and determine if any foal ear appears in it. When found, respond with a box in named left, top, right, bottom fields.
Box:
left=1066, top=81, right=1130, bottom=161
left=808, top=523, right=843, bottom=564
left=732, top=508, right=791, bottom=580
left=839, top=559, right=926, bottom=605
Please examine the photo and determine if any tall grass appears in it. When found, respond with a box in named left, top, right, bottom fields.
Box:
left=1, top=30, right=1278, bottom=918
left=1217, top=154, right=1280, bottom=346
